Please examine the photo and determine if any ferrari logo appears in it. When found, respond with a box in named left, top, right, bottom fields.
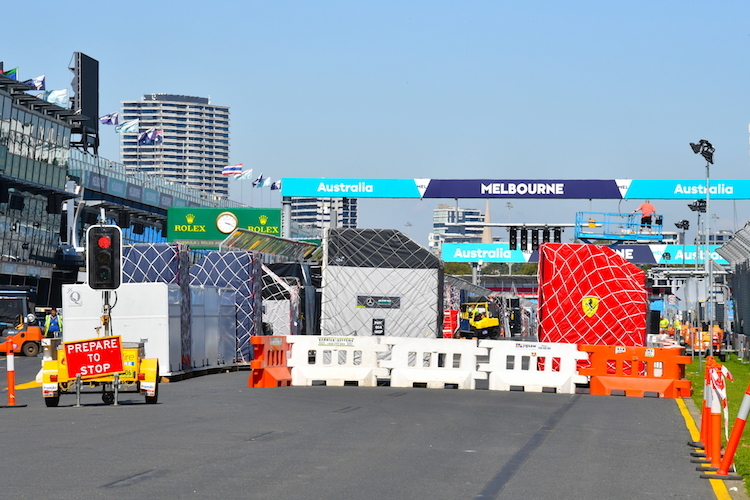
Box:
left=582, top=297, right=600, bottom=317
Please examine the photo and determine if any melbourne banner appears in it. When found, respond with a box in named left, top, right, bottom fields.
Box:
left=281, top=178, right=750, bottom=200
left=442, top=243, right=727, bottom=265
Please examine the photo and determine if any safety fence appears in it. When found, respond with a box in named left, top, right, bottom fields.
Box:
left=250, top=336, right=694, bottom=398
left=577, top=345, right=692, bottom=398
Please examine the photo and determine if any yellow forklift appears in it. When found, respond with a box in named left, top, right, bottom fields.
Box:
left=460, top=299, right=501, bottom=339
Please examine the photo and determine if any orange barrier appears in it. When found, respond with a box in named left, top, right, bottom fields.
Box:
left=248, top=336, right=292, bottom=388
left=577, top=345, right=692, bottom=398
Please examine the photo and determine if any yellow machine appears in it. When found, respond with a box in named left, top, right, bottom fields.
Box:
left=41, top=339, right=159, bottom=407
left=42, top=222, right=160, bottom=407
left=460, top=301, right=501, bottom=339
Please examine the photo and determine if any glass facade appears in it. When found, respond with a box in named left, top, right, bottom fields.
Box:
left=0, top=88, right=71, bottom=272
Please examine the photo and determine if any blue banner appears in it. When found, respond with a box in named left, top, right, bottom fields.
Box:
left=281, top=178, right=423, bottom=198
left=621, top=179, right=750, bottom=200
left=280, top=177, right=750, bottom=200
left=654, top=245, right=728, bottom=265
left=442, top=243, right=727, bottom=265
left=422, top=179, right=622, bottom=199
left=442, top=243, right=531, bottom=263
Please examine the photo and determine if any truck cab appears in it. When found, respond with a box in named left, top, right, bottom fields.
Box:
left=0, top=292, right=37, bottom=334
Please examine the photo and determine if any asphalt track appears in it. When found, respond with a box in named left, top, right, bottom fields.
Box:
left=0, top=355, right=742, bottom=500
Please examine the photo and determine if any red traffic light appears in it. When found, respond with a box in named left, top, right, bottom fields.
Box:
left=97, top=236, right=112, bottom=249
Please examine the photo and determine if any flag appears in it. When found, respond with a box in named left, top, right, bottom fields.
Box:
left=22, top=75, right=45, bottom=90
left=138, top=128, right=163, bottom=145
left=99, top=112, right=119, bottom=125
left=261, top=177, right=272, bottom=188
left=44, top=89, right=69, bottom=107
left=232, top=168, right=254, bottom=181
left=270, top=180, right=282, bottom=190
left=115, top=118, right=139, bottom=133
left=2, top=68, right=18, bottom=80
left=222, top=164, right=243, bottom=175
left=252, top=173, right=264, bottom=187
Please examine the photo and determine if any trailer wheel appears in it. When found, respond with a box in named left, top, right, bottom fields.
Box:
left=22, top=341, right=39, bottom=357
left=145, top=379, right=159, bottom=405
left=44, top=396, right=59, bottom=407
left=102, top=392, right=115, bottom=405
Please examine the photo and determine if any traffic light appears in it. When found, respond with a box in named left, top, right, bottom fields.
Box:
left=520, top=229, right=528, bottom=250
left=86, top=225, right=122, bottom=290
left=553, top=227, right=562, bottom=243
left=531, top=230, right=539, bottom=250
left=542, top=228, right=551, bottom=243
left=509, top=227, right=517, bottom=250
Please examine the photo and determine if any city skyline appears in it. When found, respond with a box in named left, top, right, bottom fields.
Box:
left=4, top=1, right=750, bottom=246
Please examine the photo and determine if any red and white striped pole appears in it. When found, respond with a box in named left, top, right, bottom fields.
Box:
left=6, top=342, right=16, bottom=406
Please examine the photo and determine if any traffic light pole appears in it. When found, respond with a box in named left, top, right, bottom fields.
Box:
left=705, top=159, right=713, bottom=357
left=102, top=290, right=112, bottom=337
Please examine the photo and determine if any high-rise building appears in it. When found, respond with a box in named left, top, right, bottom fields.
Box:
left=429, top=203, right=484, bottom=253
left=120, top=94, right=230, bottom=200
left=290, top=197, right=358, bottom=234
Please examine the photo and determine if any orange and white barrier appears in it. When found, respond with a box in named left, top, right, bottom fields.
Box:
left=380, top=337, right=486, bottom=389
left=6, top=343, right=16, bottom=406
left=694, top=359, right=733, bottom=472
left=287, top=336, right=388, bottom=387
left=477, top=340, right=588, bottom=394
left=577, top=345, right=692, bottom=398
left=702, top=381, right=750, bottom=479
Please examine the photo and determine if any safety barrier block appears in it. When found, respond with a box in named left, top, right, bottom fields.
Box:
left=248, top=336, right=292, bottom=388
left=380, top=337, right=487, bottom=389
left=287, top=336, right=389, bottom=387
left=577, top=344, right=692, bottom=398
left=477, top=340, right=588, bottom=394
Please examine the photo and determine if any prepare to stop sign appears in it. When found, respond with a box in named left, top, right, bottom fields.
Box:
left=64, top=336, right=124, bottom=378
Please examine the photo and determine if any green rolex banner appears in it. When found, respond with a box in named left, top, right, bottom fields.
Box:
left=167, top=207, right=281, bottom=249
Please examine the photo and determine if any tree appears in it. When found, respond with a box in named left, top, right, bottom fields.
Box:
left=482, top=263, right=506, bottom=275
left=515, top=263, right=538, bottom=275
left=444, top=262, right=471, bottom=275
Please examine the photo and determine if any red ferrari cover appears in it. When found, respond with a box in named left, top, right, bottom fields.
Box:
left=538, top=243, right=646, bottom=346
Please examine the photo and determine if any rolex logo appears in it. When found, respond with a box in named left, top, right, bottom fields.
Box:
left=259, top=215, right=268, bottom=224
left=186, top=214, right=195, bottom=224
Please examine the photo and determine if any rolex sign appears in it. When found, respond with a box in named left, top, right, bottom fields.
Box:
left=167, top=207, right=281, bottom=249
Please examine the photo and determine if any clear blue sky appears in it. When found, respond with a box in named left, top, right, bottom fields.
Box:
left=4, top=1, right=750, bottom=245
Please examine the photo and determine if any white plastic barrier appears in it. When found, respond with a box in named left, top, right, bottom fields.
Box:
left=380, top=337, right=487, bottom=389
left=477, top=340, right=588, bottom=394
left=287, top=336, right=389, bottom=387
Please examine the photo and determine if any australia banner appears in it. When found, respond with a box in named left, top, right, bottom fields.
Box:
left=281, top=178, right=750, bottom=200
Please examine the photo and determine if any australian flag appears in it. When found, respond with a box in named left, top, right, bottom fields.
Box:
left=138, top=128, right=163, bottom=145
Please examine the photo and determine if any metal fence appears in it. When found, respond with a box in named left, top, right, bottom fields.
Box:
left=716, top=222, right=750, bottom=359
